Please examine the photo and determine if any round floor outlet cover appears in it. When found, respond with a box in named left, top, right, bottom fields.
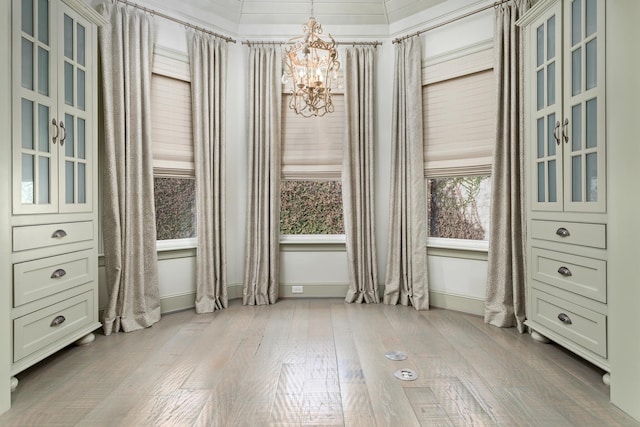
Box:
left=385, top=351, right=408, bottom=361
left=393, top=368, right=418, bottom=381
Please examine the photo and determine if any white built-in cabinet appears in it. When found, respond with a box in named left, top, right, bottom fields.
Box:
left=518, top=0, right=609, bottom=383
left=8, top=0, right=104, bottom=391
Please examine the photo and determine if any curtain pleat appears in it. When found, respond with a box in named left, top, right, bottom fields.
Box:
left=384, top=37, right=429, bottom=310
left=343, top=46, right=379, bottom=304
left=188, top=30, right=228, bottom=313
left=485, top=0, right=530, bottom=332
left=98, top=3, right=161, bottom=334
left=242, top=46, right=281, bottom=305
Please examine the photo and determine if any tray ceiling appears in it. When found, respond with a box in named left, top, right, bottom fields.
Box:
left=150, top=0, right=449, bottom=26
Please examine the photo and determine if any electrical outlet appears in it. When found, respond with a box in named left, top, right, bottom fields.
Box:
left=292, top=285, right=303, bottom=294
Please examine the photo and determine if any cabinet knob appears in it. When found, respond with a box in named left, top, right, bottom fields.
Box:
left=555, top=227, right=570, bottom=237
left=50, top=269, right=67, bottom=279
left=557, top=313, right=572, bottom=325
left=50, top=315, right=66, bottom=327
left=557, top=266, right=572, bottom=277
left=51, top=229, right=67, bottom=238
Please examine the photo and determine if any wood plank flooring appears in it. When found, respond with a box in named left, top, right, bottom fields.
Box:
left=1, top=299, right=637, bottom=426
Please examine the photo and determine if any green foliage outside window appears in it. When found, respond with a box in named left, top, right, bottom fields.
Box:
left=154, top=177, right=196, bottom=240
left=280, top=180, right=344, bottom=234
left=427, top=176, right=490, bottom=240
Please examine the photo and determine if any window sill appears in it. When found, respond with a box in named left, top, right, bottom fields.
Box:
left=427, top=237, right=488, bottom=252
left=156, top=237, right=197, bottom=252
left=426, top=237, right=488, bottom=261
left=280, top=234, right=346, bottom=252
left=280, top=234, right=346, bottom=244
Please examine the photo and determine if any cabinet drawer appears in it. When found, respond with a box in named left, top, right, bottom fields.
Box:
left=530, top=289, right=606, bottom=358
left=13, top=290, right=95, bottom=362
left=13, top=249, right=95, bottom=307
left=530, top=220, right=606, bottom=249
left=531, top=248, right=606, bottom=303
left=13, top=221, right=93, bottom=252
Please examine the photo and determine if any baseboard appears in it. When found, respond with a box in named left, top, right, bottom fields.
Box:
left=228, top=283, right=243, bottom=300
left=159, top=284, right=244, bottom=314
left=279, top=282, right=350, bottom=298
left=428, top=290, right=484, bottom=316
left=109, top=286, right=485, bottom=316
left=159, top=292, right=197, bottom=314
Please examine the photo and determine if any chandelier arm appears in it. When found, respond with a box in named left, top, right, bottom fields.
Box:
left=282, top=13, right=340, bottom=118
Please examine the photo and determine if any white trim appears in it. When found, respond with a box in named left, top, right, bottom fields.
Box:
left=62, top=0, right=108, bottom=26
left=280, top=234, right=346, bottom=245
left=156, top=237, right=197, bottom=252
left=154, top=45, right=190, bottom=64
left=422, top=38, right=493, bottom=69
left=389, top=0, right=494, bottom=39
left=429, top=290, right=484, bottom=316
left=279, top=283, right=353, bottom=298
left=427, top=237, right=489, bottom=252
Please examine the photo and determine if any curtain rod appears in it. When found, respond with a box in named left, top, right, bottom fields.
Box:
left=112, top=0, right=236, bottom=43
left=242, top=40, right=383, bottom=47
left=392, top=0, right=510, bottom=44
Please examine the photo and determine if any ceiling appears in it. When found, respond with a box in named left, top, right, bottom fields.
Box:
left=151, top=0, right=450, bottom=26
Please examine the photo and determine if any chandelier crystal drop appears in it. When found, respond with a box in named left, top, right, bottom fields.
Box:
left=282, top=0, right=340, bottom=117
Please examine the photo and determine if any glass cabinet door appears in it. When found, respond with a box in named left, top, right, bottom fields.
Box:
left=563, top=0, right=605, bottom=212
left=13, top=0, right=58, bottom=214
left=58, top=4, right=92, bottom=213
left=12, top=0, right=93, bottom=215
left=531, top=2, right=563, bottom=212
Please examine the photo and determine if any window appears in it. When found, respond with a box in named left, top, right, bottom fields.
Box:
left=154, top=177, right=196, bottom=240
left=280, top=180, right=344, bottom=234
left=422, top=48, right=496, bottom=244
left=427, top=176, right=491, bottom=240
left=150, top=49, right=195, bottom=244
left=280, top=91, right=345, bottom=237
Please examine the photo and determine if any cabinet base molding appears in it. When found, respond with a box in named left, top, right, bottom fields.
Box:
left=74, top=333, right=95, bottom=346
left=529, top=326, right=611, bottom=386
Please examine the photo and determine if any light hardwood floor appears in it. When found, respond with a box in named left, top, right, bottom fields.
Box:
left=1, top=299, right=637, bottom=426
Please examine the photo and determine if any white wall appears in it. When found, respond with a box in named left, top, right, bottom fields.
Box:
left=94, top=0, right=496, bottom=316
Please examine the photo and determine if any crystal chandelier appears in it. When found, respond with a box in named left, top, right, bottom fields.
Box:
left=282, top=0, right=340, bottom=117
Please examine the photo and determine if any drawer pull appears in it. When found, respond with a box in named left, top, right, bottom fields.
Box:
left=557, top=266, right=572, bottom=277
left=50, top=268, right=67, bottom=279
left=50, top=315, right=66, bottom=327
left=557, top=313, right=572, bottom=325
left=51, top=229, right=68, bottom=239
left=555, top=227, right=570, bottom=237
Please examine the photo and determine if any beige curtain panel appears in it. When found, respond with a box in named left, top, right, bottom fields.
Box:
left=188, top=30, right=228, bottom=313
left=343, top=46, right=380, bottom=304
left=242, top=46, right=282, bottom=305
left=384, top=37, right=429, bottom=310
left=485, top=0, right=530, bottom=332
left=98, top=3, right=161, bottom=334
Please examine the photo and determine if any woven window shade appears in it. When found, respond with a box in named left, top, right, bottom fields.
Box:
left=150, top=50, right=193, bottom=177
left=150, top=73, right=194, bottom=176
left=281, top=93, right=345, bottom=180
left=423, top=60, right=496, bottom=177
